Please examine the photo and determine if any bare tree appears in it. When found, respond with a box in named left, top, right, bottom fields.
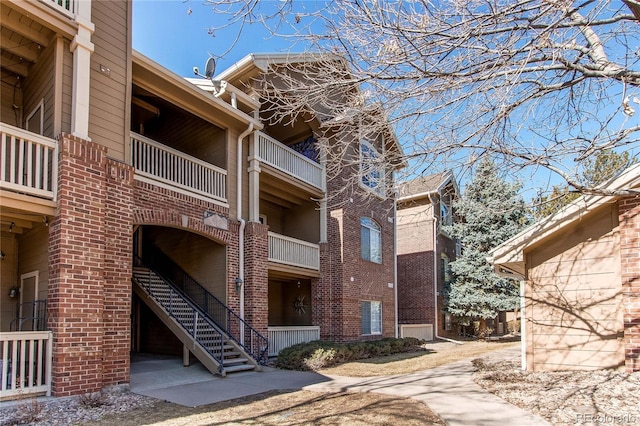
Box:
left=203, top=0, right=640, bottom=196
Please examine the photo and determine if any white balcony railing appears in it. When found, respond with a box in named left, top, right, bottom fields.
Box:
left=131, top=132, right=227, bottom=203
left=268, top=232, right=320, bottom=270
left=0, top=123, right=58, bottom=201
left=256, top=132, right=325, bottom=191
left=0, top=331, right=53, bottom=400
left=39, top=0, right=77, bottom=18
left=268, top=326, right=320, bottom=356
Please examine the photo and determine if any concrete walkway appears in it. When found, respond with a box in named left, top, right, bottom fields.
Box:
left=130, top=348, right=550, bottom=425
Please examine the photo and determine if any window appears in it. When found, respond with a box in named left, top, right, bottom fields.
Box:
left=440, top=200, right=452, bottom=226
left=444, top=313, right=453, bottom=331
left=361, top=301, right=382, bottom=335
left=440, top=253, right=450, bottom=286
left=361, top=217, right=381, bottom=263
left=360, top=140, right=385, bottom=197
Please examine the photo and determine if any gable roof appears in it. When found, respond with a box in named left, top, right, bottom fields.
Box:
left=397, top=171, right=456, bottom=202
left=214, top=52, right=404, bottom=164
left=489, top=163, right=640, bottom=277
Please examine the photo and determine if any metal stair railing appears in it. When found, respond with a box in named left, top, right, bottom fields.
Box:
left=139, top=244, right=269, bottom=365
left=10, top=300, right=47, bottom=331
left=132, top=259, right=227, bottom=374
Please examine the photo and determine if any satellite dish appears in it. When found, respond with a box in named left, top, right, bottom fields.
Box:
left=205, top=57, right=216, bottom=79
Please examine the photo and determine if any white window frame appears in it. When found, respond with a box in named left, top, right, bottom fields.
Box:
left=361, top=300, right=382, bottom=335
left=440, top=199, right=452, bottom=227
left=359, top=140, right=385, bottom=198
left=25, top=99, right=45, bottom=135
left=361, top=217, right=382, bottom=264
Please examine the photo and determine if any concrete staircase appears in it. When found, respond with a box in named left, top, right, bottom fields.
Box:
left=132, top=266, right=258, bottom=376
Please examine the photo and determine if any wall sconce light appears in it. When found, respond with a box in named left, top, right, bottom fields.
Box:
left=43, top=216, right=49, bottom=226
left=9, top=287, right=19, bottom=298
left=297, top=280, right=301, bottom=288
left=9, top=222, right=14, bottom=233
left=235, top=277, right=243, bottom=293
left=0, top=251, right=4, bottom=260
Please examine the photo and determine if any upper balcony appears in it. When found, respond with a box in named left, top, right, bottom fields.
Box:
left=255, top=131, right=325, bottom=193
left=130, top=132, right=227, bottom=204
left=0, top=123, right=58, bottom=202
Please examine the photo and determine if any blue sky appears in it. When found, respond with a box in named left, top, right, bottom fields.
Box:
left=133, top=0, right=310, bottom=77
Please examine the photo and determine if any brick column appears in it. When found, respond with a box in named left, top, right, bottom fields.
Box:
left=312, top=243, right=330, bottom=338
left=48, top=135, right=106, bottom=396
left=102, top=159, right=134, bottom=386
left=620, top=196, right=640, bottom=372
left=243, top=222, right=268, bottom=335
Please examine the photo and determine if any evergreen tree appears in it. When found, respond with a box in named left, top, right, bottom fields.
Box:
left=443, top=158, right=528, bottom=335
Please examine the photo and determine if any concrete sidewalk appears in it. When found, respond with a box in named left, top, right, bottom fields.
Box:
left=130, top=348, right=550, bottom=425
left=303, top=347, right=549, bottom=425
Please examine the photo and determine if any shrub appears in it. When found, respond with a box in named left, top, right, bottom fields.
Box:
left=508, top=320, right=521, bottom=334
left=276, top=337, right=423, bottom=371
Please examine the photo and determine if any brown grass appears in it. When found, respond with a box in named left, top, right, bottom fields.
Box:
left=82, top=339, right=517, bottom=426
left=318, top=339, right=520, bottom=377
left=85, top=390, right=444, bottom=425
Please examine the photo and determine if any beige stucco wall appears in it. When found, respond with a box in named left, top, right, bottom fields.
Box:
left=525, top=203, right=624, bottom=370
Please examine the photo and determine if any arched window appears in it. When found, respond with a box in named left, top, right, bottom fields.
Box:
left=361, top=217, right=382, bottom=263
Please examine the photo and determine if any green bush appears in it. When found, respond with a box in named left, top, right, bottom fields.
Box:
left=275, top=337, right=422, bottom=371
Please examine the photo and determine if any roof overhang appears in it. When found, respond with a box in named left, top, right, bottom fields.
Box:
left=397, top=170, right=457, bottom=203
left=132, top=51, right=262, bottom=130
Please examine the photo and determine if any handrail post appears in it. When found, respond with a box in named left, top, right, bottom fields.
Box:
left=193, top=311, right=198, bottom=338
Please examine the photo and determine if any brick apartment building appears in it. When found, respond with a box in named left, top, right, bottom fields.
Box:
left=0, top=0, right=402, bottom=400
left=396, top=172, right=459, bottom=340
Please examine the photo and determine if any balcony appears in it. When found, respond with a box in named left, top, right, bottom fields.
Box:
left=131, top=132, right=227, bottom=204
left=268, top=232, right=319, bottom=271
left=256, top=132, right=325, bottom=192
left=0, top=331, right=53, bottom=400
left=39, top=0, right=77, bottom=18
left=0, top=123, right=58, bottom=201
left=267, top=326, right=320, bottom=356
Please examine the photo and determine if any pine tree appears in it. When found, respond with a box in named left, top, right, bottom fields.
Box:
left=443, top=158, right=528, bottom=336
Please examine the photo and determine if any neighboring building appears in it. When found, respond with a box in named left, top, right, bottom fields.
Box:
left=0, top=1, right=402, bottom=400
left=396, top=171, right=459, bottom=340
left=489, top=164, right=640, bottom=372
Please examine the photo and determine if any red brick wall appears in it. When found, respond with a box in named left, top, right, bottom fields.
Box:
left=244, top=222, right=269, bottom=335
left=398, top=251, right=435, bottom=324
left=619, top=196, right=640, bottom=372
left=319, top=165, right=397, bottom=342
left=102, top=159, right=134, bottom=386
left=48, top=135, right=108, bottom=396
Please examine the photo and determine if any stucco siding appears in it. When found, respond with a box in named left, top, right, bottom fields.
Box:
left=526, top=204, right=624, bottom=370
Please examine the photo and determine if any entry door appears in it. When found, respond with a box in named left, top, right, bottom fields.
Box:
left=20, top=271, right=39, bottom=331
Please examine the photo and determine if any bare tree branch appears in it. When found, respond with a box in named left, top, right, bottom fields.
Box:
left=206, top=0, right=640, bottom=199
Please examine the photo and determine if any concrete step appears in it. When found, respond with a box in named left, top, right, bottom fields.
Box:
left=223, top=363, right=256, bottom=373
left=223, top=356, right=250, bottom=366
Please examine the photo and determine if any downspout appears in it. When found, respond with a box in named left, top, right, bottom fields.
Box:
left=520, top=280, right=526, bottom=371
left=428, top=192, right=463, bottom=345
left=237, top=123, right=254, bottom=345
left=393, top=189, right=399, bottom=338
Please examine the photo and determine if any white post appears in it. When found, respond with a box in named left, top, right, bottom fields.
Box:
left=248, top=137, right=261, bottom=223
left=70, top=1, right=94, bottom=139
